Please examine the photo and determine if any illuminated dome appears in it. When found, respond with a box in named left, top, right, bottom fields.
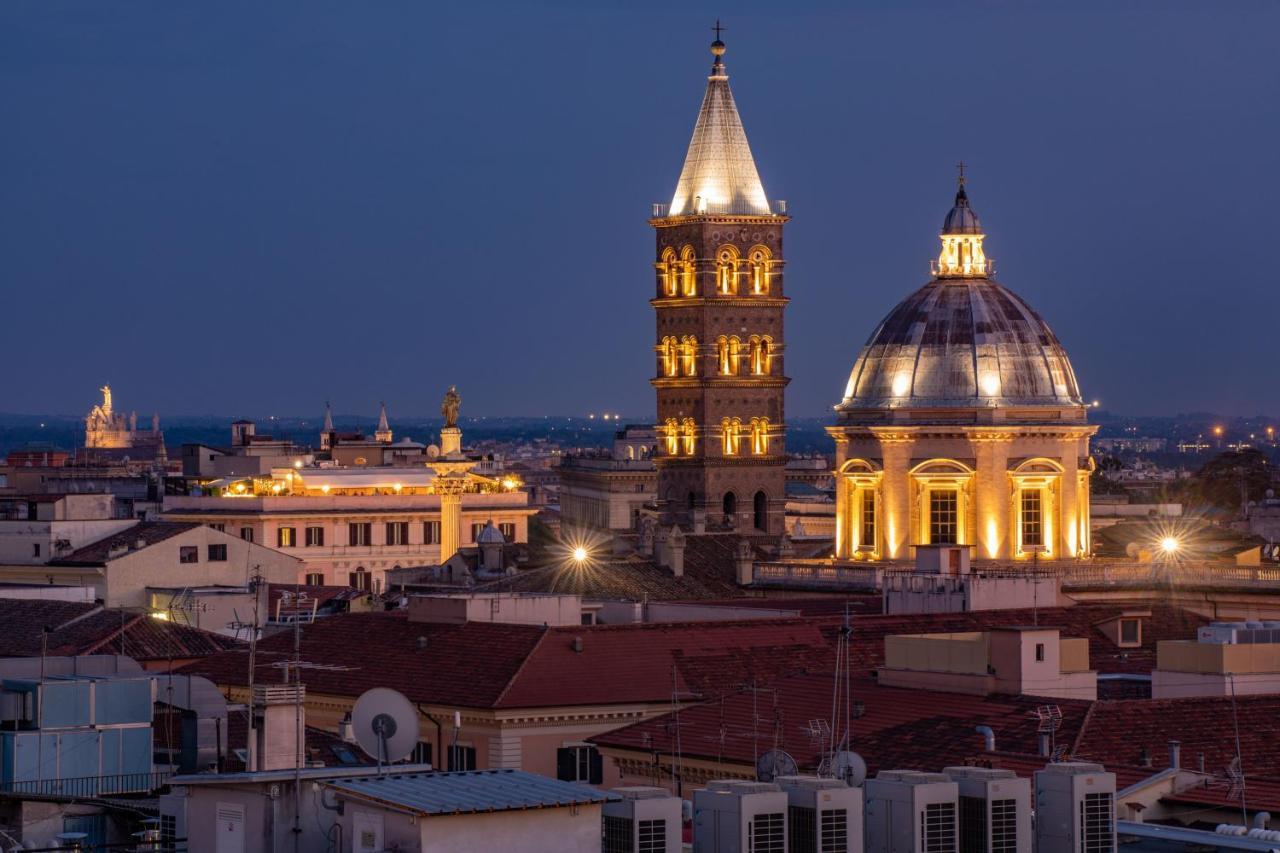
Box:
left=838, top=182, right=1083, bottom=414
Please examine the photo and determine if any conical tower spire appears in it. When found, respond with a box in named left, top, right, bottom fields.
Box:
left=375, top=401, right=392, bottom=444
left=320, top=401, right=334, bottom=451
left=668, top=30, right=771, bottom=217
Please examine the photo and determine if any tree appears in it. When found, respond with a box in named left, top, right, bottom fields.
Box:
left=1188, top=449, right=1272, bottom=513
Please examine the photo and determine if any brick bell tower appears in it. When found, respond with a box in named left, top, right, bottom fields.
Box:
left=650, top=31, right=789, bottom=534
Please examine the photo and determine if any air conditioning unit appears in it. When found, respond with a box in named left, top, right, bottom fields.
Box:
left=694, top=779, right=788, bottom=853
left=865, top=771, right=958, bottom=853
left=776, top=775, right=862, bottom=853
left=943, top=767, right=1031, bottom=853
left=1034, top=762, right=1116, bottom=853
left=602, top=786, right=683, bottom=853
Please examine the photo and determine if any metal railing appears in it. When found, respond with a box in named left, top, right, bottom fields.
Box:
left=0, top=770, right=173, bottom=799
left=750, top=559, right=1280, bottom=592
left=650, top=200, right=788, bottom=218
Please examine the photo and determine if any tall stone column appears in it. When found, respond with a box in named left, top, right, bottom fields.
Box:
left=1058, top=436, right=1080, bottom=558
left=439, top=491, right=462, bottom=563
left=430, top=470, right=470, bottom=563
left=874, top=432, right=914, bottom=561
left=972, top=432, right=1012, bottom=561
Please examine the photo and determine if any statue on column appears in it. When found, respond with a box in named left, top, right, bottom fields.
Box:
left=441, top=386, right=461, bottom=428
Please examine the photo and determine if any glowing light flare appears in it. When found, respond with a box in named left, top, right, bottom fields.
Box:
left=1160, top=537, right=1180, bottom=554
left=985, top=518, right=1000, bottom=559
left=891, top=373, right=911, bottom=397
left=980, top=372, right=1000, bottom=397
left=573, top=546, right=588, bottom=563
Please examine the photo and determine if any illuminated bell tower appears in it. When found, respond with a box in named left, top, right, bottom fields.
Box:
left=650, top=31, right=789, bottom=534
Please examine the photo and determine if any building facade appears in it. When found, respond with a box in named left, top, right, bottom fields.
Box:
left=650, top=36, right=789, bottom=534
left=829, top=179, right=1096, bottom=562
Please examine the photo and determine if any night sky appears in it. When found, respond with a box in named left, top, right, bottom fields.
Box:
left=3, top=1, right=1276, bottom=419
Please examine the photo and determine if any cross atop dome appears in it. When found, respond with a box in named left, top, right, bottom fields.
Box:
left=935, top=170, right=989, bottom=277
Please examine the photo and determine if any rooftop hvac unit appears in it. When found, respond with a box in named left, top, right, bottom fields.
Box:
left=694, top=779, right=789, bottom=853
left=943, top=767, right=1031, bottom=853
left=865, top=771, right=959, bottom=853
left=602, top=786, right=683, bottom=853
left=1034, top=763, right=1116, bottom=853
left=776, top=775, right=863, bottom=853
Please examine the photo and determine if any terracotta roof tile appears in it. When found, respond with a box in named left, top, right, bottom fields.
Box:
left=51, top=521, right=201, bottom=565
left=0, top=600, right=239, bottom=662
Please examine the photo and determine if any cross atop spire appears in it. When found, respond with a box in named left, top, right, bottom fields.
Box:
left=956, top=161, right=967, bottom=187
left=666, top=27, right=771, bottom=217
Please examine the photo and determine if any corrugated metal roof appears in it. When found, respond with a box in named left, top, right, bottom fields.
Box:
left=324, top=769, right=615, bottom=816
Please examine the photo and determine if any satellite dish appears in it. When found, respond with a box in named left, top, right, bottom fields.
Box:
left=833, top=751, right=867, bottom=787
left=351, top=687, right=418, bottom=765
left=756, top=749, right=798, bottom=783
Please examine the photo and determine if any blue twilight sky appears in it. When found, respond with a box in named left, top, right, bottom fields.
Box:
left=2, top=1, right=1277, bottom=419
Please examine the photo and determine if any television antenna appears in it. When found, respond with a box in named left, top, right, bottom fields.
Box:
left=351, top=687, right=418, bottom=774
left=1032, top=704, right=1064, bottom=757
left=756, top=748, right=797, bottom=783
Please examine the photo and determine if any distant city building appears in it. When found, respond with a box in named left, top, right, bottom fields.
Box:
left=1094, top=437, right=1167, bottom=454
left=84, top=384, right=165, bottom=458
left=559, top=425, right=657, bottom=532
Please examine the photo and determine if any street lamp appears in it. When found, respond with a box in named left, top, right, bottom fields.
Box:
left=1160, top=537, right=1180, bottom=555
left=573, top=546, right=588, bottom=564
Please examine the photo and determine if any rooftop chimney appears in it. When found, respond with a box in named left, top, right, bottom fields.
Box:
left=252, top=684, right=305, bottom=772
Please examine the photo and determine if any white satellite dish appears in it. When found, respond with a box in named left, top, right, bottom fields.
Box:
left=351, top=687, right=418, bottom=766
left=833, top=751, right=867, bottom=787
left=756, top=749, right=798, bottom=783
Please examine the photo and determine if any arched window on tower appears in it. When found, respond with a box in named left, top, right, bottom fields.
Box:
left=680, top=246, right=697, bottom=297
left=721, top=417, right=742, bottom=455
left=680, top=336, right=698, bottom=376
left=753, top=490, right=768, bottom=531
left=717, top=336, right=741, bottom=376
left=723, top=491, right=737, bottom=524
left=662, top=418, right=679, bottom=456
left=660, top=337, right=679, bottom=377
left=716, top=247, right=739, bottom=295
left=748, top=247, right=770, bottom=294
left=749, top=336, right=773, bottom=376
left=680, top=418, right=696, bottom=455
left=660, top=248, right=678, bottom=297
left=750, top=417, right=771, bottom=455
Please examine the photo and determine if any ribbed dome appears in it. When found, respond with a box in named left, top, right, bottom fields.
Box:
left=475, top=520, right=506, bottom=545
left=839, top=278, right=1083, bottom=412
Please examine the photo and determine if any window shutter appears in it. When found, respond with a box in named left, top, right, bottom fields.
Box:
left=556, top=748, right=575, bottom=782
left=588, top=747, right=604, bottom=785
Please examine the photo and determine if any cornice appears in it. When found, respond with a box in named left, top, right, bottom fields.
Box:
left=650, top=296, right=789, bottom=308
left=652, top=377, right=790, bottom=389
left=649, top=214, right=790, bottom=227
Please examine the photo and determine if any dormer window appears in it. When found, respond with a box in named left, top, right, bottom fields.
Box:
left=1120, top=618, right=1141, bottom=646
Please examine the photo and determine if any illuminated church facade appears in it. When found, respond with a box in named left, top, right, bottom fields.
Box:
left=828, top=179, right=1096, bottom=562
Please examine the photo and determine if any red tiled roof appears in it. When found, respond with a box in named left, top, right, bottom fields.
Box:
left=1163, top=776, right=1280, bottom=816
left=0, top=600, right=239, bottom=661
left=496, top=620, right=833, bottom=708
left=592, top=673, right=1093, bottom=776
left=182, top=612, right=547, bottom=709
left=181, top=601, right=1205, bottom=712
left=50, top=521, right=200, bottom=565
left=1073, top=695, right=1280, bottom=777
